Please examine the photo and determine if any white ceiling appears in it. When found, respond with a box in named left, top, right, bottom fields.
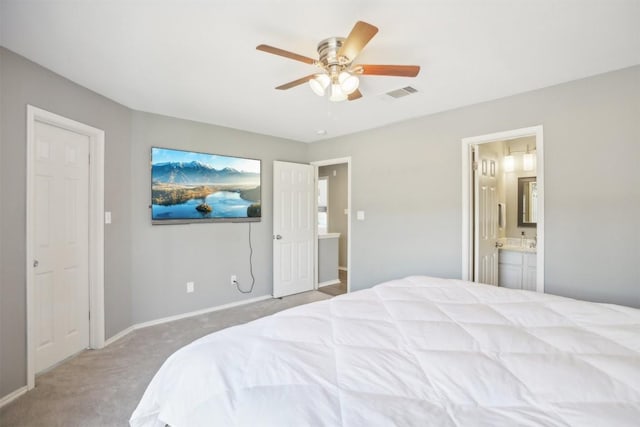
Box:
left=1, top=0, right=639, bottom=143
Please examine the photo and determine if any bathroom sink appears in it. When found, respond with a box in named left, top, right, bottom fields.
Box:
left=498, top=237, right=537, bottom=253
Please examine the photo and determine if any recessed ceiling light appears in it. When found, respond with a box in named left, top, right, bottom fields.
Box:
left=316, top=130, right=327, bottom=135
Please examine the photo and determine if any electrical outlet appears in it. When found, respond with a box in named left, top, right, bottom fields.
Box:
left=230, top=275, right=237, bottom=285
left=186, top=281, right=194, bottom=293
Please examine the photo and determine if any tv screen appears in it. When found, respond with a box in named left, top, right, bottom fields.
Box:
left=151, top=147, right=261, bottom=224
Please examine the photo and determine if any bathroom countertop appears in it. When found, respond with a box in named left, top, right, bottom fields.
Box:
left=498, top=237, right=537, bottom=253
left=499, top=245, right=537, bottom=253
left=318, top=232, right=340, bottom=239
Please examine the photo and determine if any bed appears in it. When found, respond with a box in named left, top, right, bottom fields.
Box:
left=130, top=276, right=640, bottom=426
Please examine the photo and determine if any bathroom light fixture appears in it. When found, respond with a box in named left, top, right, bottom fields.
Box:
left=523, top=152, right=534, bottom=171
left=504, top=143, right=536, bottom=172
left=504, top=155, right=515, bottom=172
left=522, top=144, right=536, bottom=171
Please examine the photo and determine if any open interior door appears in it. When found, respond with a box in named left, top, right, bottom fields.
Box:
left=474, top=146, right=499, bottom=285
left=273, top=161, right=314, bottom=297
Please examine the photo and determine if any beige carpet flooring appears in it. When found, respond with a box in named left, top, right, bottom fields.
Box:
left=0, top=291, right=330, bottom=427
left=318, top=270, right=347, bottom=297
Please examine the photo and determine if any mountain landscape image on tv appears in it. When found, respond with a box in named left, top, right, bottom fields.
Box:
left=151, top=147, right=261, bottom=223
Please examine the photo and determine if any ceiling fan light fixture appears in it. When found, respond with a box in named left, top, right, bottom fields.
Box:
left=329, top=83, right=347, bottom=102
left=309, top=73, right=330, bottom=96
left=338, top=71, right=359, bottom=95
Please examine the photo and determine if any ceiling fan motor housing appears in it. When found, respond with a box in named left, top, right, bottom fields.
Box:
left=317, top=37, right=348, bottom=70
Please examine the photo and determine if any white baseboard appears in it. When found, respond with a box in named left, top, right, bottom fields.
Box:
left=338, top=266, right=348, bottom=271
left=318, top=279, right=341, bottom=287
left=0, top=385, right=27, bottom=409
left=103, top=325, right=135, bottom=347
left=103, top=294, right=272, bottom=346
left=134, top=295, right=272, bottom=330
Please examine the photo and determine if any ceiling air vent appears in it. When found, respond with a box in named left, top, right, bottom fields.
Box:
left=386, top=86, right=418, bottom=99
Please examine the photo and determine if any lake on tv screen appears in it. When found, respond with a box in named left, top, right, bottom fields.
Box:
left=153, top=191, right=253, bottom=219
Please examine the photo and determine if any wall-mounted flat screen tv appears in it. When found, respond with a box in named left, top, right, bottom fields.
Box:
left=151, top=147, right=261, bottom=224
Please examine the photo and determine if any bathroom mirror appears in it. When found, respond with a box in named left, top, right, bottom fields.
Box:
left=517, top=176, right=537, bottom=227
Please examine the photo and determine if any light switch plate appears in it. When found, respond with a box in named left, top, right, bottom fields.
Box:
left=105, top=211, right=112, bottom=224
left=357, top=211, right=365, bottom=220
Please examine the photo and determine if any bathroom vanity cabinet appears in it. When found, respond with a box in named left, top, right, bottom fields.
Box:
left=498, top=249, right=537, bottom=291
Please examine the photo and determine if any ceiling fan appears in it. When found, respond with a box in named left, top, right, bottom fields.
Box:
left=256, top=21, right=420, bottom=102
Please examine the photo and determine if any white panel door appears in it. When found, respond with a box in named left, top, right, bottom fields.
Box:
left=474, top=150, right=499, bottom=286
left=34, top=121, right=90, bottom=372
left=273, top=161, right=314, bottom=298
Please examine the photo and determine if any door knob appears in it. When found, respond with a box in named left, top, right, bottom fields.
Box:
left=274, top=235, right=282, bottom=240
left=33, top=259, right=39, bottom=267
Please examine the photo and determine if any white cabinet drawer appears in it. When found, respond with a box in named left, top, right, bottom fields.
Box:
left=499, top=250, right=523, bottom=265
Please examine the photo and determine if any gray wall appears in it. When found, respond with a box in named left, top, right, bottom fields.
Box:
left=319, top=163, right=349, bottom=268
left=130, top=112, right=307, bottom=323
left=0, top=46, right=5, bottom=399
left=1, top=45, right=638, bottom=401
left=0, top=47, right=307, bottom=399
left=0, top=47, right=133, bottom=397
left=309, top=65, right=640, bottom=308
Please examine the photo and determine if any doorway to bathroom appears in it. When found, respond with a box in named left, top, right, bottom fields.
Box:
left=311, top=158, right=351, bottom=296
left=461, top=126, right=545, bottom=293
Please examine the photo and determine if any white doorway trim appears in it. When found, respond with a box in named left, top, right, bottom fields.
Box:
left=310, top=157, right=352, bottom=293
left=26, top=105, right=105, bottom=389
left=461, top=125, right=544, bottom=293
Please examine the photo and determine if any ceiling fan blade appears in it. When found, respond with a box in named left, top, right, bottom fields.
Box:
left=357, top=64, right=420, bottom=77
left=348, top=89, right=363, bottom=101
left=275, top=74, right=317, bottom=90
left=338, top=21, right=379, bottom=62
left=256, top=44, right=316, bottom=65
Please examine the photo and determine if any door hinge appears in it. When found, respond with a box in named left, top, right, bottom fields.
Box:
left=88, top=311, right=91, bottom=321
left=472, top=161, right=479, bottom=171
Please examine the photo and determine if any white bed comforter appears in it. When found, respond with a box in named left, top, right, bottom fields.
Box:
left=130, top=276, right=640, bottom=426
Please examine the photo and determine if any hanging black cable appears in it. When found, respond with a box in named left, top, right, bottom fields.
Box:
left=235, top=222, right=255, bottom=294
